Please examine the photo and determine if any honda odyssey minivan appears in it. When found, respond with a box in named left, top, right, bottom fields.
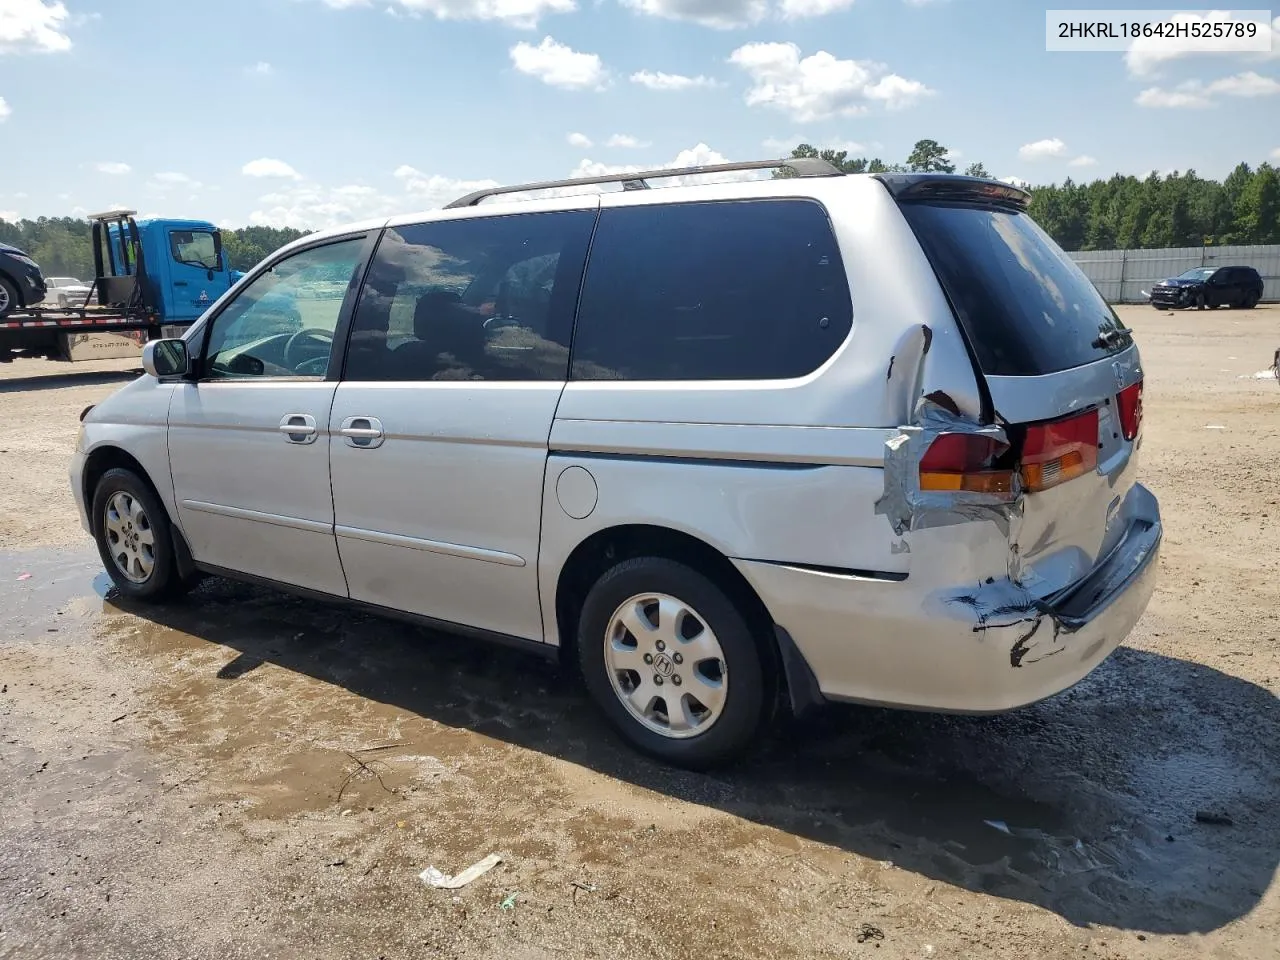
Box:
left=71, top=161, right=1161, bottom=768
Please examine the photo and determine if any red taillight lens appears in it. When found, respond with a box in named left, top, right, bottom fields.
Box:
left=919, top=434, right=1015, bottom=494
left=1020, top=409, right=1099, bottom=492
left=1117, top=379, right=1143, bottom=441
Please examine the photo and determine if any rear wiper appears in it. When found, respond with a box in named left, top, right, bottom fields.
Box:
left=1092, top=326, right=1133, bottom=349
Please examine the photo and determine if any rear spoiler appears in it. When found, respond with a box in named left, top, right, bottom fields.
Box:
left=873, top=173, right=1031, bottom=212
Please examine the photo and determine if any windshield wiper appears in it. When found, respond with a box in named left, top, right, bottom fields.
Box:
left=177, top=258, right=217, bottom=270
left=1092, top=326, right=1133, bottom=349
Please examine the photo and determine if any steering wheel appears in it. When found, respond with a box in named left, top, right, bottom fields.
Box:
left=283, top=327, right=334, bottom=372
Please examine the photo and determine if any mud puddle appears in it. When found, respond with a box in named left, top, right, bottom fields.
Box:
left=3, top=547, right=1279, bottom=956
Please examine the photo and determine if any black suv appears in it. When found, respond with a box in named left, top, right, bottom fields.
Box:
left=1149, top=265, right=1264, bottom=310
left=0, top=242, right=48, bottom=319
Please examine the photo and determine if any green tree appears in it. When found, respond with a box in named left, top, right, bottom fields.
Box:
left=1233, top=163, right=1280, bottom=244
left=906, top=139, right=955, bottom=173
left=963, top=162, right=991, bottom=179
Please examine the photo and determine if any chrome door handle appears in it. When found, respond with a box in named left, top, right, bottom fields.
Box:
left=279, top=413, right=318, bottom=444
left=339, top=416, right=385, bottom=449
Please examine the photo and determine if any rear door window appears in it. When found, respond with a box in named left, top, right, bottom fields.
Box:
left=900, top=202, right=1129, bottom=377
left=570, top=199, right=852, bottom=381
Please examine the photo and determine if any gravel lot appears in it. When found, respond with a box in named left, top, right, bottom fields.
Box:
left=2, top=305, right=1279, bottom=960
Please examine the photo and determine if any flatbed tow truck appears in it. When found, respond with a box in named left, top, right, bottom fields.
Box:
left=0, top=209, right=237, bottom=363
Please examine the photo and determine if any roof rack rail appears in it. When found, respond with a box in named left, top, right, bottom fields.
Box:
left=444, top=157, right=844, bottom=209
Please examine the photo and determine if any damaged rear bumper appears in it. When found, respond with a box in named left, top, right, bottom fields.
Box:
left=733, top=483, right=1162, bottom=714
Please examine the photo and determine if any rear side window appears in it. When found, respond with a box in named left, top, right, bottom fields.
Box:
left=570, top=199, right=852, bottom=381
left=900, top=203, right=1129, bottom=377
left=344, top=210, right=596, bottom=382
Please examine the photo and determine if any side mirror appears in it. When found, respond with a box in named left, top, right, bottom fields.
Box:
left=142, top=338, right=190, bottom=379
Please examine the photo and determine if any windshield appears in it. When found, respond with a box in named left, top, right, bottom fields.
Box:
left=900, top=201, right=1129, bottom=377
left=169, top=230, right=222, bottom=270
left=1175, top=267, right=1216, bottom=281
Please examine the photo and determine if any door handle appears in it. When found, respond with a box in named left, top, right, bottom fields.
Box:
left=279, top=413, right=318, bottom=444
left=339, top=416, right=385, bottom=449
left=174, top=280, right=189, bottom=287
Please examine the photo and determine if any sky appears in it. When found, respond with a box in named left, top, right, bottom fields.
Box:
left=0, top=0, right=1278, bottom=229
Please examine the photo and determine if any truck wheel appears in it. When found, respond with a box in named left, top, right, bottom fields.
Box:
left=0, top=276, right=18, bottom=319
left=576, top=557, right=771, bottom=770
left=91, top=468, right=189, bottom=603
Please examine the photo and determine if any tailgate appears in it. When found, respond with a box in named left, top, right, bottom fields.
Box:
left=885, top=177, right=1145, bottom=596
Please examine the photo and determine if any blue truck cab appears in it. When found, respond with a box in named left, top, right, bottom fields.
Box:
left=102, top=215, right=236, bottom=324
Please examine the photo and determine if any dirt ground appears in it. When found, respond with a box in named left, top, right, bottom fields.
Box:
left=2, top=306, right=1279, bottom=960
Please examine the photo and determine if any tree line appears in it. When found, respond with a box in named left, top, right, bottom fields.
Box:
left=781, top=139, right=1280, bottom=248
left=0, top=218, right=308, bottom=280
left=3, top=140, right=1278, bottom=279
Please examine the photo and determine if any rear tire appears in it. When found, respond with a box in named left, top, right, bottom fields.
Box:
left=577, top=557, right=770, bottom=770
left=91, top=468, right=188, bottom=603
left=0, top=276, right=19, bottom=320
left=1241, top=293, right=1260, bottom=310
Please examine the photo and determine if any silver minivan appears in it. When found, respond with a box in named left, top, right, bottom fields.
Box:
left=70, top=161, right=1161, bottom=768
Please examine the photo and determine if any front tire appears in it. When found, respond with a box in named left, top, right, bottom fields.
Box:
left=91, top=468, right=187, bottom=602
left=0, top=276, right=19, bottom=320
left=577, top=557, right=770, bottom=770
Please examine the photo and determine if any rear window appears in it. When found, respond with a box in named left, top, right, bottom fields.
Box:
left=570, top=199, right=852, bottom=381
left=900, top=202, right=1129, bottom=377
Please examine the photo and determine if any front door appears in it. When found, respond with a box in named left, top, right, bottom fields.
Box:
left=329, top=203, right=597, bottom=640
left=168, top=234, right=371, bottom=596
left=166, top=227, right=224, bottom=321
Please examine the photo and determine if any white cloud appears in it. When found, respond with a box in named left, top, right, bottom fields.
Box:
left=1068, top=155, right=1098, bottom=167
left=566, top=131, right=592, bottom=147
left=1000, top=175, right=1031, bottom=189
left=778, top=0, right=855, bottom=19
left=314, top=0, right=575, bottom=29
left=1136, top=71, right=1280, bottom=108
left=509, top=36, right=608, bottom=90
left=1135, top=85, right=1211, bottom=109
left=1205, top=70, right=1280, bottom=97
left=1018, top=138, right=1067, bottom=161
left=92, top=161, right=131, bottom=175
left=246, top=61, right=273, bottom=76
left=242, top=158, right=303, bottom=179
left=0, top=96, right=9, bottom=121
left=0, top=0, right=72, bottom=54
left=1125, top=12, right=1279, bottom=77
left=1272, top=147, right=1280, bottom=160
left=606, top=133, right=651, bottom=148
left=620, top=0, right=767, bottom=29
left=728, top=42, right=932, bottom=121
left=153, top=171, right=195, bottom=184
left=630, top=69, right=718, bottom=91
left=564, top=143, right=758, bottom=186
left=391, top=164, right=501, bottom=210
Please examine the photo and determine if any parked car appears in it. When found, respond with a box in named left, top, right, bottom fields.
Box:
left=43, top=276, right=93, bottom=309
left=0, top=242, right=47, bottom=319
left=70, top=167, right=1162, bottom=769
left=1148, top=265, right=1264, bottom=310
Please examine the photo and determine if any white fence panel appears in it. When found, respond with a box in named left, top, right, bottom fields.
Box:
left=1067, top=244, right=1280, bottom=303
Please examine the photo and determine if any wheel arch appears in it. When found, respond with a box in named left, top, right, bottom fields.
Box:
left=0, top=268, right=27, bottom=308
left=83, top=445, right=197, bottom=579
left=553, top=523, right=818, bottom=717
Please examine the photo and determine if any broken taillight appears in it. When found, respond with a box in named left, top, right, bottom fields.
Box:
left=1020, top=409, right=1099, bottom=492
left=1117, top=379, right=1143, bottom=441
left=919, top=434, right=1015, bottom=494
